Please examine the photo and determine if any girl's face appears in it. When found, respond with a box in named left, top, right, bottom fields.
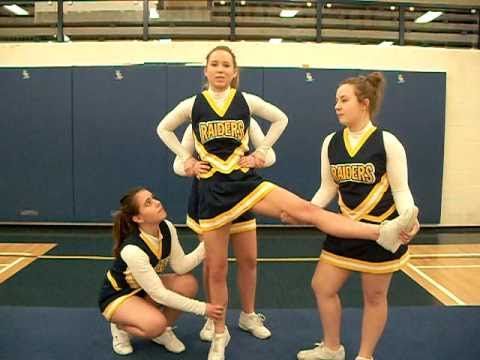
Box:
left=133, top=190, right=167, bottom=225
left=335, top=84, right=369, bottom=128
left=204, top=50, right=237, bottom=91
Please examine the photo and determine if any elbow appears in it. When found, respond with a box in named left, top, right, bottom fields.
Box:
left=282, top=115, right=289, bottom=129
left=265, top=151, right=276, bottom=167
left=156, top=122, right=169, bottom=141
left=173, top=159, right=186, bottom=176
left=171, top=265, right=189, bottom=275
left=156, top=124, right=164, bottom=140
left=270, top=151, right=276, bottom=165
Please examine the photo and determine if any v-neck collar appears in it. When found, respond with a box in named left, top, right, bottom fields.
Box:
left=139, top=229, right=162, bottom=260
left=343, top=125, right=377, bottom=158
left=202, top=88, right=236, bottom=117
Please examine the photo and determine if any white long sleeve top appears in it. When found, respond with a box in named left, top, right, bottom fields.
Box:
left=120, top=220, right=206, bottom=316
left=311, top=121, right=415, bottom=213
left=157, top=87, right=288, bottom=161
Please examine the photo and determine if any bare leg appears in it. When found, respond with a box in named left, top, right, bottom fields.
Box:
left=159, top=273, right=199, bottom=325
left=200, top=233, right=211, bottom=302
left=111, top=296, right=167, bottom=338
left=311, top=260, right=351, bottom=350
left=203, top=223, right=231, bottom=334
left=358, top=272, right=392, bottom=358
left=231, top=230, right=257, bottom=314
left=252, top=187, right=379, bottom=240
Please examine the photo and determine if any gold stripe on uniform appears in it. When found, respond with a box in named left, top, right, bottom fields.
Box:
left=199, top=182, right=277, bottom=232
left=124, top=270, right=140, bottom=289
left=362, top=204, right=396, bottom=223
left=186, top=216, right=204, bottom=234
left=339, top=173, right=390, bottom=221
left=139, top=231, right=161, bottom=260
left=230, top=219, right=256, bottom=234
left=320, top=249, right=410, bottom=274
left=343, top=126, right=377, bottom=158
left=194, top=133, right=250, bottom=179
left=102, top=289, right=143, bottom=321
left=187, top=216, right=256, bottom=235
left=107, top=270, right=121, bottom=291
left=202, top=88, right=236, bottom=117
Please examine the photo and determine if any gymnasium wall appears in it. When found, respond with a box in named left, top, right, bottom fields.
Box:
left=0, top=41, right=478, bottom=225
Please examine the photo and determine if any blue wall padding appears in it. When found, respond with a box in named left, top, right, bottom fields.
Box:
left=0, top=66, right=445, bottom=223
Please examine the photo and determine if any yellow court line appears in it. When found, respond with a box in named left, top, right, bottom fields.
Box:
left=410, top=253, right=480, bottom=259
left=0, top=258, right=25, bottom=274
left=416, top=265, right=480, bottom=269
left=0, top=253, right=321, bottom=262
left=40, top=255, right=114, bottom=260
left=0, top=252, right=34, bottom=256
left=405, top=263, right=466, bottom=306
left=1, top=253, right=478, bottom=263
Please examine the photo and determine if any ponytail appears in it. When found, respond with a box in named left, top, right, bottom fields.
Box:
left=111, top=186, right=145, bottom=257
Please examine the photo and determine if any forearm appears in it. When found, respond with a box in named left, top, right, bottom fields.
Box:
left=170, top=242, right=206, bottom=275
left=122, top=246, right=206, bottom=315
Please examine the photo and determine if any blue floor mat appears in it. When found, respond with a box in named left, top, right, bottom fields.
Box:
left=1, top=306, right=478, bottom=360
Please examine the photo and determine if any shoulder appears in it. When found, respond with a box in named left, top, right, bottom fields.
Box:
left=381, top=130, right=402, bottom=146
left=123, top=231, right=141, bottom=244
left=241, top=91, right=261, bottom=102
left=381, top=130, right=406, bottom=155
left=182, top=95, right=197, bottom=106
left=324, top=131, right=338, bottom=145
left=162, top=219, right=177, bottom=236
left=321, top=132, right=336, bottom=153
left=325, top=132, right=336, bottom=142
left=120, top=244, right=148, bottom=262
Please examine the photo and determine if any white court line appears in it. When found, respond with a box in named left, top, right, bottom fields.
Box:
left=0, top=258, right=25, bottom=275
left=416, top=265, right=480, bottom=269
left=406, top=263, right=465, bottom=305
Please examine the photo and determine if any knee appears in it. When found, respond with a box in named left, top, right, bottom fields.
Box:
left=287, top=200, right=315, bottom=223
left=175, top=274, right=199, bottom=298
left=363, top=289, right=388, bottom=307
left=208, top=262, right=228, bottom=284
left=236, top=255, right=256, bottom=273
left=311, top=274, right=335, bottom=298
left=143, top=317, right=167, bottom=338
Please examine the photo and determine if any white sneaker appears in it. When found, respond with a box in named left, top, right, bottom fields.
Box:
left=208, top=327, right=231, bottom=360
left=355, top=357, right=374, bottom=360
left=200, top=318, right=215, bottom=341
left=111, top=323, right=133, bottom=355
left=152, top=326, right=186, bottom=353
left=378, top=206, right=419, bottom=253
left=238, top=311, right=272, bottom=339
left=297, top=342, right=345, bottom=360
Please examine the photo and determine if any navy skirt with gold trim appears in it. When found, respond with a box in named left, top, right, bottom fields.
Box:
left=98, top=278, right=146, bottom=320
left=186, top=169, right=276, bottom=234
left=321, top=234, right=409, bottom=274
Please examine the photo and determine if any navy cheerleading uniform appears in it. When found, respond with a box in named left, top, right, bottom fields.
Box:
left=99, top=221, right=172, bottom=320
left=320, top=126, right=409, bottom=273
left=99, top=220, right=206, bottom=320
left=185, top=89, right=277, bottom=233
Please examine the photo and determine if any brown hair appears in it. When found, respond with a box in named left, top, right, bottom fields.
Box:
left=340, top=71, right=386, bottom=120
left=112, top=186, right=145, bottom=257
left=203, top=45, right=240, bottom=89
